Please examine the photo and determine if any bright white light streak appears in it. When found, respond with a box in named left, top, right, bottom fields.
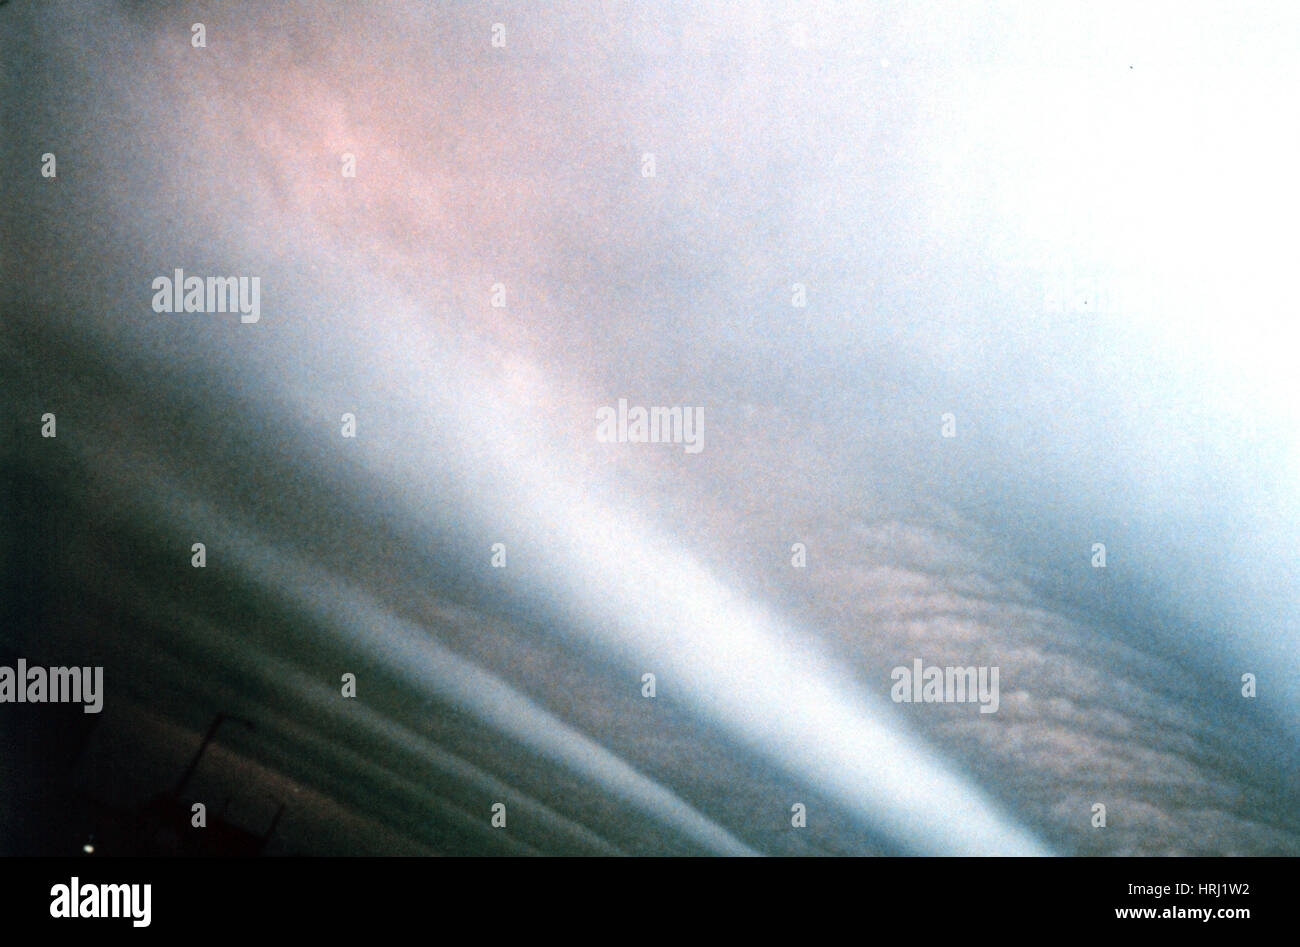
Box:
left=313, top=296, right=1055, bottom=856
left=472, top=452, right=1053, bottom=856
left=225, top=527, right=761, bottom=857
left=196, top=270, right=1056, bottom=855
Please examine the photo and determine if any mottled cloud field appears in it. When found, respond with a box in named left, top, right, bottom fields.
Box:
left=3, top=1, right=1298, bottom=855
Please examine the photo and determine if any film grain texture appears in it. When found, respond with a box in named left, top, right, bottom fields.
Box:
left=3, top=0, right=1299, bottom=857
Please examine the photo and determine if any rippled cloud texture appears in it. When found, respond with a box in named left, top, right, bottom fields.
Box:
left=3, top=1, right=1298, bottom=855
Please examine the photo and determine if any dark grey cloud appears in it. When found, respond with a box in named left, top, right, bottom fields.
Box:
left=3, top=0, right=1298, bottom=856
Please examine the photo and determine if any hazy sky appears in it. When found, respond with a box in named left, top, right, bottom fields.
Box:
left=4, top=1, right=1299, bottom=856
